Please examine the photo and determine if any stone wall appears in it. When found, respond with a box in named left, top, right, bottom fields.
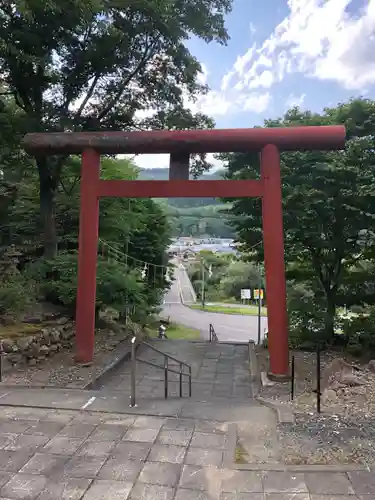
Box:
left=1, top=317, right=74, bottom=367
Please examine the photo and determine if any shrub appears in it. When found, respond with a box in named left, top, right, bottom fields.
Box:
left=0, top=274, right=37, bottom=320
left=287, top=282, right=326, bottom=349
left=27, top=252, right=147, bottom=318
left=342, top=307, right=375, bottom=358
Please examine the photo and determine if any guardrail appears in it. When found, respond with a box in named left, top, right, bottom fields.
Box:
left=290, top=345, right=322, bottom=413
left=209, top=323, right=218, bottom=342
left=129, top=337, right=192, bottom=407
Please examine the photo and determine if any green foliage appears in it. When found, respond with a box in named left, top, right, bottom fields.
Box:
left=0, top=0, right=232, bottom=255
left=187, top=251, right=262, bottom=302
left=342, top=308, right=375, bottom=358
left=287, top=282, right=325, bottom=349
left=0, top=273, right=36, bottom=319
left=219, top=261, right=263, bottom=300
left=0, top=153, right=171, bottom=322
left=223, top=98, right=375, bottom=342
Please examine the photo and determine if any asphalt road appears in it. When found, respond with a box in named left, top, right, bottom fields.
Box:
left=162, top=263, right=268, bottom=343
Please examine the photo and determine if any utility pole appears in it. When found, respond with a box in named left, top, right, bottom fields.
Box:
left=257, top=265, right=262, bottom=345
left=201, top=260, right=205, bottom=308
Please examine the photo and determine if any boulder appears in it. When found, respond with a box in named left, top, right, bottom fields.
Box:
left=39, top=345, right=50, bottom=356
left=1, top=339, right=14, bottom=354
left=368, top=359, right=375, bottom=373
left=340, top=373, right=365, bottom=386
left=16, top=336, right=33, bottom=351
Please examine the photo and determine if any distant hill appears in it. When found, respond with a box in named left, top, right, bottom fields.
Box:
left=138, top=168, right=223, bottom=208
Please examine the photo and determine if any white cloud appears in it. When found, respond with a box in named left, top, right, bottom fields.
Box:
left=130, top=152, right=223, bottom=172
left=286, top=92, right=306, bottom=108
left=248, top=70, right=274, bottom=89
left=243, top=93, right=271, bottom=113
left=221, top=0, right=375, bottom=92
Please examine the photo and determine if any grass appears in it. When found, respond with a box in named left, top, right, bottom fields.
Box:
left=190, top=304, right=268, bottom=317
left=146, top=322, right=201, bottom=340
left=0, top=323, right=43, bottom=339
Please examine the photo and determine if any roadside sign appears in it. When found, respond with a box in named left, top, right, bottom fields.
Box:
left=240, top=289, right=251, bottom=299
left=254, top=289, right=264, bottom=300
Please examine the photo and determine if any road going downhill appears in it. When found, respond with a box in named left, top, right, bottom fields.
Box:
left=162, top=262, right=268, bottom=342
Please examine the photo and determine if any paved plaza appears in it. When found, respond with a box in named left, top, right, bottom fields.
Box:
left=0, top=406, right=373, bottom=499
left=0, top=340, right=373, bottom=498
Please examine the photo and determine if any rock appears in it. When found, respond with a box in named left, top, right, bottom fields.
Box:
left=49, top=344, right=58, bottom=352
left=28, top=358, right=37, bottom=366
left=41, top=331, right=51, bottom=345
left=323, top=388, right=338, bottom=403
left=7, top=353, right=22, bottom=365
left=368, top=360, right=375, bottom=373
left=43, top=312, right=59, bottom=321
left=39, top=345, right=50, bottom=356
left=22, top=316, right=42, bottom=324
left=50, top=329, right=61, bottom=343
left=56, top=317, right=70, bottom=325
left=61, top=329, right=74, bottom=340
left=1, top=339, right=14, bottom=354
left=340, top=373, right=365, bottom=386
left=16, top=337, right=33, bottom=351
left=28, top=343, right=40, bottom=357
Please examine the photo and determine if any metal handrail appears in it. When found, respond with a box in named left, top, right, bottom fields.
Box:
left=130, top=337, right=192, bottom=407
left=141, top=341, right=191, bottom=368
left=209, top=323, right=218, bottom=342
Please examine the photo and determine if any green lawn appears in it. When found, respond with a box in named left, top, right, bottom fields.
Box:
left=190, top=304, right=268, bottom=316
left=146, top=323, right=201, bottom=340
left=166, top=323, right=201, bottom=340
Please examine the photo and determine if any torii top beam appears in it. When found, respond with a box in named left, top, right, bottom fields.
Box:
left=22, top=125, right=346, bottom=156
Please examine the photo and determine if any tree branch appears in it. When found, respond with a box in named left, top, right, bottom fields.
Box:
left=97, top=38, right=159, bottom=121
left=75, top=73, right=101, bottom=120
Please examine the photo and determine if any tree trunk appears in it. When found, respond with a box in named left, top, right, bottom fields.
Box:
left=37, top=158, right=58, bottom=259
left=324, top=291, right=336, bottom=340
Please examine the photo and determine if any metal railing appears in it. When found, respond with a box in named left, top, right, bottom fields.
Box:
left=290, top=344, right=322, bottom=413
left=130, top=337, right=192, bottom=407
left=209, top=323, right=218, bottom=342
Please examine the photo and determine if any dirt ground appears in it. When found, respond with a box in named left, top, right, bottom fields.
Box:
left=256, top=346, right=375, bottom=466
left=0, top=322, right=133, bottom=388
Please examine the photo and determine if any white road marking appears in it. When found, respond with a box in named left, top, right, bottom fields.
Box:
left=0, top=392, right=10, bottom=400
left=81, top=396, right=96, bottom=409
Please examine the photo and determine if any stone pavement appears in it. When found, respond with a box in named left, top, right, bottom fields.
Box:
left=102, top=340, right=254, bottom=401
left=0, top=406, right=373, bottom=500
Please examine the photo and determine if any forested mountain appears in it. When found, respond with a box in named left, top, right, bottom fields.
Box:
left=138, top=168, right=235, bottom=237
left=138, top=168, right=222, bottom=208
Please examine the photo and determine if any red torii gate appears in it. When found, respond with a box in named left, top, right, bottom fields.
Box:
left=23, top=125, right=346, bottom=376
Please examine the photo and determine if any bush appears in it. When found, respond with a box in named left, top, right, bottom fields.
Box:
left=27, top=252, right=147, bottom=318
left=342, top=308, right=375, bottom=358
left=0, top=274, right=37, bottom=321
left=287, top=282, right=326, bottom=349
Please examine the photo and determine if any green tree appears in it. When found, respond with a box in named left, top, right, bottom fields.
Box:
left=0, top=0, right=232, bottom=257
left=223, top=98, right=375, bottom=340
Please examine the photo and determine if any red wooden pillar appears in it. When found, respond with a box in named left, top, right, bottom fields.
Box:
left=261, top=144, right=289, bottom=376
left=75, top=149, right=100, bottom=363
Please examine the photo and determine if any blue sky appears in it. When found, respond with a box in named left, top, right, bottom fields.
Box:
left=136, top=0, right=375, bottom=170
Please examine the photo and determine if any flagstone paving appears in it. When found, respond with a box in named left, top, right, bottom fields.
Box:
left=0, top=406, right=372, bottom=499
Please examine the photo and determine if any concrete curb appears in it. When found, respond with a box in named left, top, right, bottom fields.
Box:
left=233, top=463, right=369, bottom=472
left=255, top=396, right=295, bottom=424
left=84, top=337, right=138, bottom=390
left=248, top=340, right=261, bottom=397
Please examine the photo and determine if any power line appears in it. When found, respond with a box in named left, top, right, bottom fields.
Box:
left=99, top=238, right=172, bottom=271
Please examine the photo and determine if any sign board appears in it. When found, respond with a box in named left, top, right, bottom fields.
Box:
left=253, top=289, right=264, bottom=300
left=240, top=289, right=251, bottom=299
